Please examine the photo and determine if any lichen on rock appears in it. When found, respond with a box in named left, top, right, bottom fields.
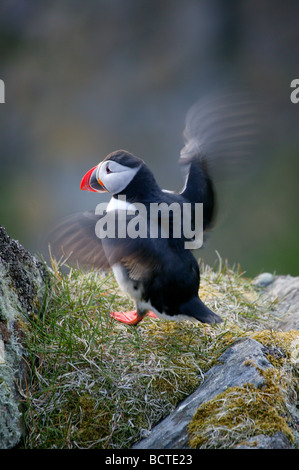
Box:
left=0, top=226, right=47, bottom=449
left=0, top=226, right=47, bottom=320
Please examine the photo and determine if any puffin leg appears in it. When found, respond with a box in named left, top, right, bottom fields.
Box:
left=110, top=309, right=157, bottom=325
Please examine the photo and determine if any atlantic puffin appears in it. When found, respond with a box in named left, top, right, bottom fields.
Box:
left=51, top=94, right=257, bottom=325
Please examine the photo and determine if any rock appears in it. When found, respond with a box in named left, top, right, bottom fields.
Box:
left=253, top=272, right=275, bottom=287
left=133, top=337, right=292, bottom=449
left=235, top=432, right=294, bottom=449
left=0, top=226, right=47, bottom=449
left=263, top=275, right=299, bottom=330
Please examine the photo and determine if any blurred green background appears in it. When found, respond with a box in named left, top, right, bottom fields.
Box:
left=0, top=0, right=298, bottom=278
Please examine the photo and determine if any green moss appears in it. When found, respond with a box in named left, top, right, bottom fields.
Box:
left=188, top=360, right=296, bottom=449
left=67, top=392, right=115, bottom=447
left=250, top=330, right=299, bottom=360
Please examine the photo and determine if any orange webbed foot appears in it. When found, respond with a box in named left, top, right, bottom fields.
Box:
left=110, top=310, right=157, bottom=325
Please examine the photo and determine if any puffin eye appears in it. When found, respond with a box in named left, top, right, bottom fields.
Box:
left=106, top=165, right=112, bottom=174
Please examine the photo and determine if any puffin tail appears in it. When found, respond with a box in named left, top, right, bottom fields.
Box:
left=180, top=296, right=223, bottom=325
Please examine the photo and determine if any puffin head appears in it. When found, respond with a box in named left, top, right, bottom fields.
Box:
left=80, top=150, right=144, bottom=195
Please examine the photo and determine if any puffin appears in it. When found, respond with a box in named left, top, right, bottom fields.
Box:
left=51, top=94, right=257, bottom=326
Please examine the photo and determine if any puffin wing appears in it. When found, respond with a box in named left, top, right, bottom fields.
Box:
left=179, top=92, right=259, bottom=231
left=179, top=93, right=259, bottom=177
left=48, top=209, right=162, bottom=279
left=48, top=210, right=110, bottom=269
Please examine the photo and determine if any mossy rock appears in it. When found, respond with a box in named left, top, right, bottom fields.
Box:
left=0, top=226, right=47, bottom=449
left=187, top=330, right=299, bottom=449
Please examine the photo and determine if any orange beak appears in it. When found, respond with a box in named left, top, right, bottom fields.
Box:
left=80, top=165, right=107, bottom=192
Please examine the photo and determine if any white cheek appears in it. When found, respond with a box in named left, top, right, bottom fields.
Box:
left=101, top=167, right=140, bottom=194
left=106, top=172, right=132, bottom=194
